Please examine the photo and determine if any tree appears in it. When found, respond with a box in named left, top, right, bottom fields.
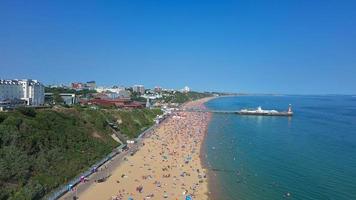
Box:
left=16, top=107, right=36, bottom=117
left=53, top=92, right=64, bottom=105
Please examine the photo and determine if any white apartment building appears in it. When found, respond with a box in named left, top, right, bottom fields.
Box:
left=132, top=85, right=145, bottom=94
left=96, top=86, right=125, bottom=94
left=96, top=86, right=131, bottom=98
left=0, top=79, right=45, bottom=106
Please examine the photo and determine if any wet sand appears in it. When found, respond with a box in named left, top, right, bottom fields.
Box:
left=62, top=98, right=212, bottom=200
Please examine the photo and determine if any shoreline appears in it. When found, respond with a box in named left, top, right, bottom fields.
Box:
left=199, top=97, right=221, bottom=200
left=60, top=97, right=215, bottom=200
left=198, top=102, right=213, bottom=200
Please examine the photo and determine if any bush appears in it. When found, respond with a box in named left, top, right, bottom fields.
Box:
left=0, top=107, right=160, bottom=199
left=0, top=109, right=118, bottom=199
left=16, top=107, right=36, bottom=117
left=159, top=91, right=212, bottom=104
left=109, top=108, right=162, bottom=138
left=0, top=113, right=7, bottom=123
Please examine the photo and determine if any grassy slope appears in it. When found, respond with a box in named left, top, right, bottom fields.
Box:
left=105, top=108, right=162, bottom=138
left=0, top=107, right=161, bottom=200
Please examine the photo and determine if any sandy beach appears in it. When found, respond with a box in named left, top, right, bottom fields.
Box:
left=61, top=98, right=212, bottom=200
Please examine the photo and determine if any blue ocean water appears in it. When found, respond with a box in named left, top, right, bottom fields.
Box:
left=203, top=95, right=356, bottom=200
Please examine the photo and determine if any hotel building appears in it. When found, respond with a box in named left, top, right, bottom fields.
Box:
left=0, top=79, right=45, bottom=106
left=132, top=85, right=145, bottom=94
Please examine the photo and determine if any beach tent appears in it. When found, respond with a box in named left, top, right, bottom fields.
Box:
left=186, top=195, right=192, bottom=200
left=80, top=176, right=85, bottom=182
left=67, top=184, right=73, bottom=191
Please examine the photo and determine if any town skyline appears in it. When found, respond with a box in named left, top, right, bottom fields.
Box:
left=1, top=78, right=356, bottom=95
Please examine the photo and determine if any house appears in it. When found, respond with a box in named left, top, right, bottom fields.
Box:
left=45, top=93, right=77, bottom=105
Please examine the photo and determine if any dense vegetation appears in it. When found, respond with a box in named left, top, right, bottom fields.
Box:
left=106, top=108, right=162, bottom=138
left=0, top=107, right=161, bottom=200
left=45, top=87, right=97, bottom=105
left=45, top=87, right=97, bottom=95
left=126, top=90, right=146, bottom=102
left=45, top=87, right=97, bottom=101
left=160, top=91, right=213, bottom=104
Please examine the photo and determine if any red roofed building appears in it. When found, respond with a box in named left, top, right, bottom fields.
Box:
left=71, top=82, right=84, bottom=90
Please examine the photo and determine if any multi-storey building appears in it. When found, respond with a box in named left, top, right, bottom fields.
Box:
left=71, top=81, right=96, bottom=90
left=86, top=81, right=96, bottom=90
left=154, top=86, right=162, bottom=93
left=0, top=79, right=45, bottom=106
left=132, top=85, right=145, bottom=94
left=71, top=82, right=84, bottom=90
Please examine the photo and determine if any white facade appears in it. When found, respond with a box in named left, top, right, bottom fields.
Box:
left=141, top=93, right=162, bottom=99
left=0, top=79, right=45, bottom=106
left=96, top=86, right=125, bottom=94
left=182, top=86, right=190, bottom=93
left=96, top=86, right=131, bottom=98
left=132, top=85, right=145, bottom=94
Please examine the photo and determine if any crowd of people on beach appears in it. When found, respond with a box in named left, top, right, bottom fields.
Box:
left=72, top=98, right=212, bottom=200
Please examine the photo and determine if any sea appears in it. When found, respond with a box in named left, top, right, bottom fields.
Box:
left=203, top=95, right=356, bottom=200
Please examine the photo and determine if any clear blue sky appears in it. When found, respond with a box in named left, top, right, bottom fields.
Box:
left=1, top=0, right=355, bottom=94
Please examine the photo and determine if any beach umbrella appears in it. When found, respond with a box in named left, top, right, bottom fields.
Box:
left=185, top=195, right=192, bottom=200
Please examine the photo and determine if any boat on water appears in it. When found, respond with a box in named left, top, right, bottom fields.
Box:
left=236, top=105, right=293, bottom=116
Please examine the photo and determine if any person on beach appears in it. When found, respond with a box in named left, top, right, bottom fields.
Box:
left=62, top=98, right=212, bottom=200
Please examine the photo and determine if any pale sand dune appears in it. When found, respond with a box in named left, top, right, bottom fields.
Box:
left=69, top=98, right=212, bottom=200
